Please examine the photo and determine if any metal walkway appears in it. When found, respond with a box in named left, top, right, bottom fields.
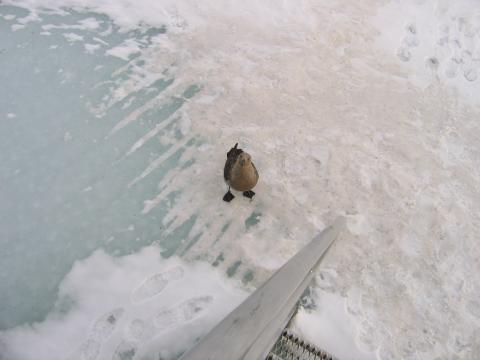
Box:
left=267, top=329, right=337, bottom=360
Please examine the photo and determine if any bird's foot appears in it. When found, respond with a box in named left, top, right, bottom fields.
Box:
left=223, top=191, right=235, bottom=202
left=243, top=190, right=255, bottom=199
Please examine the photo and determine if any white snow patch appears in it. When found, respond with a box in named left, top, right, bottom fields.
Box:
left=11, top=24, right=25, bottom=31
left=77, top=17, right=101, bottom=30
left=105, top=38, right=141, bottom=60
left=178, top=112, right=191, bottom=136
left=84, top=43, right=101, bottom=54
left=41, top=18, right=102, bottom=32
left=0, top=246, right=247, bottom=360
left=63, top=32, right=84, bottom=42
left=16, top=12, right=39, bottom=25
left=292, top=291, right=376, bottom=360
left=93, top=37, right=109, bottom=46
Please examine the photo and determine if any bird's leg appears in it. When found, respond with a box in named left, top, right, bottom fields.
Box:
left=223, top=187, right=235, bottom=202
left=243, top=190, right=255, bottom=199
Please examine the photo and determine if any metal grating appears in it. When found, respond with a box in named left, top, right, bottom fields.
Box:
left=266, top=329, right=337, bottom=360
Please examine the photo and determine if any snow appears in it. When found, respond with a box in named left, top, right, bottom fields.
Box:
left=292, top=291, right=375, bottom=360
left=84, top=43, right=101, bottom=54
left=373, top=0, right=480, bottom=104
left=0, top=247, right=247, bottom=360
left=105, top=39, right=141, bottom=61
left=63, top=32, right=83, bottom=42
left=1, top=0, right=480, bottom=359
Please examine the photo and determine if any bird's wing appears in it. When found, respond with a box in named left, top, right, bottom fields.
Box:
left=224, top=149, right=243, bottom=181
left=252, top=162, right=259, bottom=180
left=224, top=157, right=236, bottom=181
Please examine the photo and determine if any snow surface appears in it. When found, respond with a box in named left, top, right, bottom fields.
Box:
left=1, top=0, right=480, bottom=359
left=0, top=247, right=248, bottom=360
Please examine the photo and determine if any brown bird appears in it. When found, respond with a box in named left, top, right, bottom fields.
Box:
left=223, top=143, right=259, bottom=202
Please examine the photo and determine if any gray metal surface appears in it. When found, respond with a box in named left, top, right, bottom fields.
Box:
left=180, top=216, right=345, bottom=360
left=267, top=329, right=337, bottom=360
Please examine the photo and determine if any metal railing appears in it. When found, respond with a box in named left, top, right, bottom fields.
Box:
left=180, top=217, right=345, bottom=360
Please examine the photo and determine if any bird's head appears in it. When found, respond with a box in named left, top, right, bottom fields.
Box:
left=227, top=142, right=243, bottom=159
left=238, top=152, right=252, bottom=166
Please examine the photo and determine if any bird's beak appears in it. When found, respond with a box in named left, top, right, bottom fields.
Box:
left=234, top=143, right=238, bottom=149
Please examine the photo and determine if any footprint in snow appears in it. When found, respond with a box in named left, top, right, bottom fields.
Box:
left=397, top=47, right=411, bottom=62
left=131, top=266, right=184, bottom=303
left=403, top=23, right=419, bottom=47
left=463, top=68, right=478, bottom=81
left=68, top=308, right=124, bottom=360
left=154, top=296, right=213, bottom=330
left=445, top=59, right=459, bottom=78
left=111, top=318, right=157, bottom=360
left=111, top=340, right=138, bottom=360
left=425, top=57, right=440, bottom=70
left=110, top=297, right=212, bottom=360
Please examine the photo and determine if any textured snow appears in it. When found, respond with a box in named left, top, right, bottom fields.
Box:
left=1, top=0, right=480, bottom=359
left=0, top=247, right=247, bottom=360
left=373, top=0, right=480, bottom=104
left=292, top=291, right=375, bottom=360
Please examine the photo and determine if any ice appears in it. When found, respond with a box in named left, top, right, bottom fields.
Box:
left=11, top=23, right=25, bottom=31
left=1, top=0, right=480, bottom=359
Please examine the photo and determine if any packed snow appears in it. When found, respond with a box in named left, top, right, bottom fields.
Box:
left=1, top=0, right=480, bottom=359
